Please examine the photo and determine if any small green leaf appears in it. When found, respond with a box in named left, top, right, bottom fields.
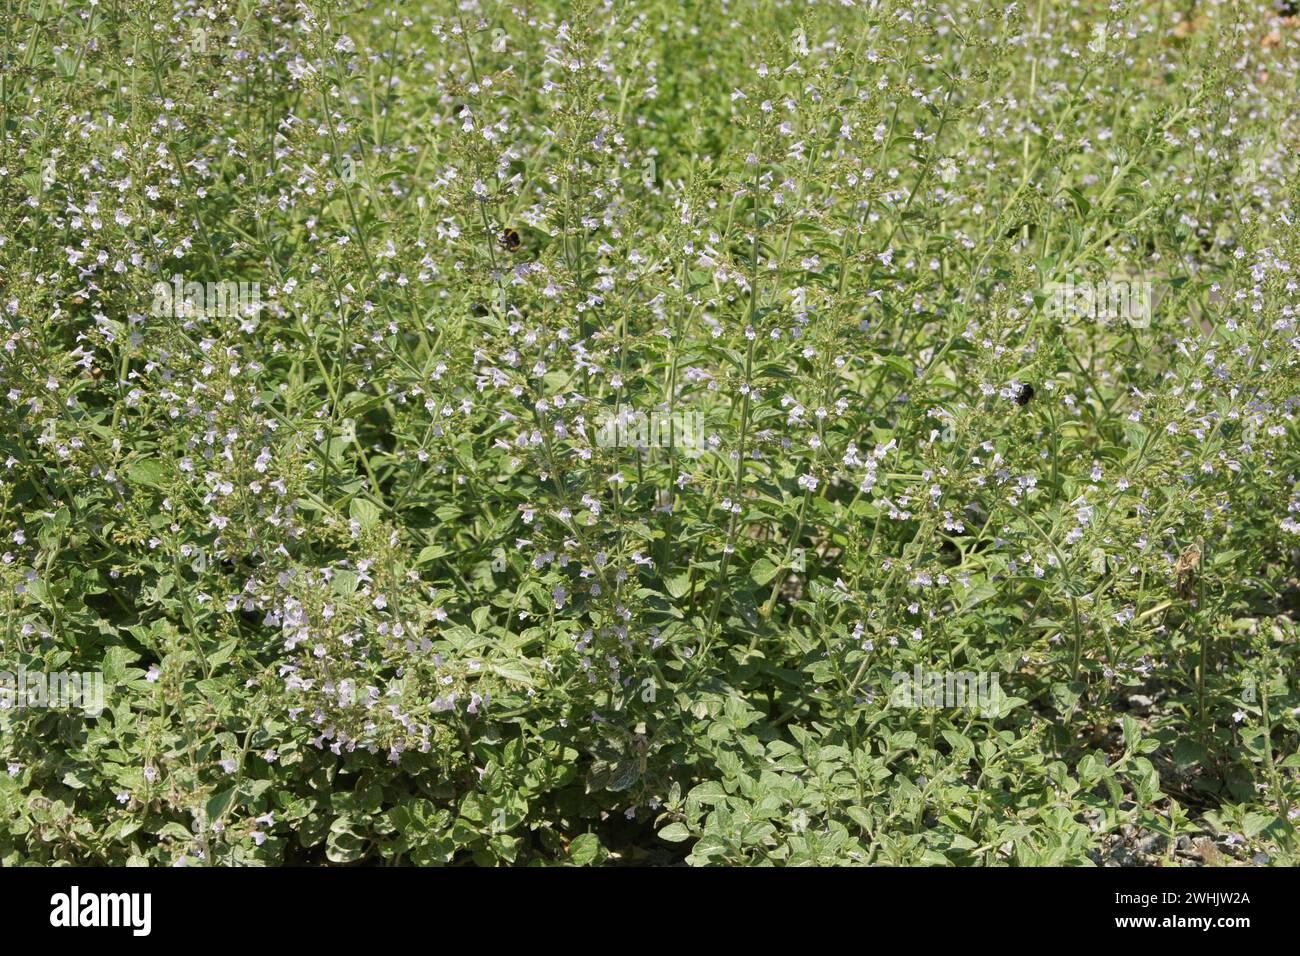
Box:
left=568, top=833, right=607, bottom=865
left=658, top=822, right=692, bottom=843
left=349, top=497, right=382, bottom=528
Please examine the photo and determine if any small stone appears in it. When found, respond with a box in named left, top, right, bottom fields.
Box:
left=1135, top=832, right=1164, bottom=855
left=1111, top=847, right=1139, bottom=867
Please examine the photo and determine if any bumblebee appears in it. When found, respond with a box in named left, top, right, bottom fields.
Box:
left=1014, top=383, right=1035, bottom=406
left=498, top=228, right=521, bottom=252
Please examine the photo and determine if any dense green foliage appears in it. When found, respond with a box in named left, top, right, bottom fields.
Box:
left=2, top=0, right=1300, bottom=866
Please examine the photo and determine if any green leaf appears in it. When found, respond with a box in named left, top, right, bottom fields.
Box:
left=349, top=497, right=382, bottom=528
left=1242, top=813, right=1276, bottom=839
left=658, top=822, right=692, bottom=843
left=492, top=660, right=533, bottom=686
left=102, top=645, right=139, bottom=683
left=126, top=458, right=168, bottom=489
left=749, top=557, right=780, bottom=586
left=607, top=759, right=642, bottom=792
left=205, top=785, right=238, bottom=824
left=326, top=826, right=367, bottom=863
left=568, top=833, right=607, bottom=865
left=61, top=770, right=92, bottom=789
left=331, top=569, right=359, bottom=596
left=416, top=544, right=450, bottom=564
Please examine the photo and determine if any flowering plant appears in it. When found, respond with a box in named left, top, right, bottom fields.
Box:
left=1, top=0, right=1299, bottom=866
